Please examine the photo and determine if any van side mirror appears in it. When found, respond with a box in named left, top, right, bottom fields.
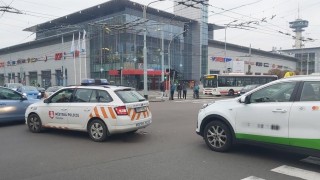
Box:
left=239, top=95, right=249, bottom=104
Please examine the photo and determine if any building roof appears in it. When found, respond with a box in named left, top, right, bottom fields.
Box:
left=0, top=31, right=76, bottom=54
left=24, top=0, right=195, bottom=33
left=281, top=47, right=320, bottom=52
left=208, top=23, right=224, bottom=31
left=209, top=39, right=299, bottom=62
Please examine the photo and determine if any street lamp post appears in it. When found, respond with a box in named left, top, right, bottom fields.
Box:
left=161, top=26, right=164, bottom=82
left=142, top=0, right=164, bottom=99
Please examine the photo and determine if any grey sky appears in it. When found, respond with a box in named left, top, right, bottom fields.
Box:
left=0, top=0, right=318, bottom=51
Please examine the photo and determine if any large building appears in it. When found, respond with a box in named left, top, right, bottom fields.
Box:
left=280, top=47, right=320, bottom=75
left=209, top=40, right=298, bottom=75
left=0, top=0, right=300, bottom=89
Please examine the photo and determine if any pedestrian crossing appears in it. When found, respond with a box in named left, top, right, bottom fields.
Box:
left=173, top=99, right=217, bottom=104
left=241, top=156, right=320, bottom=180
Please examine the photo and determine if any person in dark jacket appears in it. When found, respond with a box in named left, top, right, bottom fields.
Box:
left=182, top=83, right=187, bottom=99
left=177, top=83, right=182, bottom=99
left=193, top=83, right=199, bottom=99
left=170, top=83, right=176, bottom=100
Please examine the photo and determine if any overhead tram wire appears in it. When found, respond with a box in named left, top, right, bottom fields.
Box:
left=181, top=0, right=299, bottom=37
left=203, top=5, right=316, bottom=43
left=0, top=0, right=15, bottom=18
left=204, top=1, right=317, bottom=43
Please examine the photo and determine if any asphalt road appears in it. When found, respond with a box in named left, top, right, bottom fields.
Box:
left=0, top=98, right=319, bottom=180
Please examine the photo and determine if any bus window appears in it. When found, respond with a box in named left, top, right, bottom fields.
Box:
left=235, top=77, right=244, bottom=86
left=260, top=78, right=267, bottom=84
left=218, top=77, right=226, bottom=87
left=251, top=77, right=260, bottom=84
left=226, top=77, right=235, bottom=86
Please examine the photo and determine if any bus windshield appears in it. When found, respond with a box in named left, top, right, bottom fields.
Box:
left=203, top=75, right=218, bottom=88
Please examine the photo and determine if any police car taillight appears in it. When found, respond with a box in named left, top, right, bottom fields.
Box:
left=114, top=106, right=128, bottom=115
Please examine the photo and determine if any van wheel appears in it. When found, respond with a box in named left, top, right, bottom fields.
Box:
left=27, top=114, right=42, bottom=133
left=228, top=90, right=234, bottom=96
left=204, top=121, right=232, bottom=152
left=88, top=120, right=108, bottom=142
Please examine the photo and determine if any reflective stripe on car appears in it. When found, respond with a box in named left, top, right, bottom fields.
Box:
left=89, top=106, right=117, bottom=119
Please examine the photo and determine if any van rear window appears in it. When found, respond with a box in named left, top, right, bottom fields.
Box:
left=115, top=90, right=146, bottom=103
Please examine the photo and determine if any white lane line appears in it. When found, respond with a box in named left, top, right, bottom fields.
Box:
left=241, top=176, right=266, bottom=180
left=271, top=165, right=320, bottom=180
left=301, top=156, right=320, bottom=166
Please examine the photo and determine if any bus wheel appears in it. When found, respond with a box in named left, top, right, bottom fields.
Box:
left=228, top=90, right=234, bottom=96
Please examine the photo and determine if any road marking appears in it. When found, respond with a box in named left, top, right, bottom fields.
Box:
left=301, top=156, right=320, bottom=166
left=241, top=176, right=266, bottom=180
left=271, top=165, right=320, bottom=180
left=174, top=100, right=214, bottom=104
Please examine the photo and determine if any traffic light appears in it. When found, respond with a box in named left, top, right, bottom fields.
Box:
left=117, top=69, right=122, bottom=75
left=164, top=75, right=167, bottom=80
left=183, top=23, right=189, bottom=37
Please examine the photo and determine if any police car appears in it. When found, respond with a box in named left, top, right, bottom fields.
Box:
left=196, top=75, right=320, bottom=156
left=25, top=79, right=152, bottom=142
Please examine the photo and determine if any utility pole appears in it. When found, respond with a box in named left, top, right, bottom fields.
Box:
left=161, top=25, right=164, bottom=82
left=143, top=5, right=148, bottom=99
left=142, top=0, right=164, bottom=99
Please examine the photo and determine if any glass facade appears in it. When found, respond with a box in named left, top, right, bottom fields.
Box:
left=88, top=10, right=194, bottom=90
left=200, top=2, right=209, bottom=78
left=295, top=53, right=315, bottom=75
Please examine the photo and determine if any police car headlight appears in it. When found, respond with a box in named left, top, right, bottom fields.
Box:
left=201, top=102, right=214, bottom=109
left=23, top=93, right=27, bottom=96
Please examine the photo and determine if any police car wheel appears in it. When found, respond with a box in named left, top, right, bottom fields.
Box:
left=204, top=121, right=232, bottom=152
left=27, top=114, right=42, bottom=133
left=88, top=120, right=108, bottom=142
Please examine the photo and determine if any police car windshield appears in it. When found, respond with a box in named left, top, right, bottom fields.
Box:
left=115, top=89, right=146, bottom=103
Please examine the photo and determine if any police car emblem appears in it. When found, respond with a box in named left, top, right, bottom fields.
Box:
left=49, top=111, right=54, bottom=119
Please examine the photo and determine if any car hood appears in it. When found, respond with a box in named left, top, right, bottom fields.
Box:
left=205, top=97, right=240, bottom=109
left=24, top=90, right=39, bottom=93
left=27, top=98, right=41, bottom=104
left=215, top=97, right=240, bottom=104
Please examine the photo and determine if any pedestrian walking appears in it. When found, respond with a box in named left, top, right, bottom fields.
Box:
left=170, top=83, right=176, bottom=100
left=177, top=83, right=182, bottom=99
left=182, top=83, right=187, bottom=99
left=193, top=83, right=199, bottom=99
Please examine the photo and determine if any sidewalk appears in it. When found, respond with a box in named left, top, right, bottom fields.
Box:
left=137, top=89, right=218, bottom=102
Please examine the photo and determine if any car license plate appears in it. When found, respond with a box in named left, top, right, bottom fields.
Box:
left=136, top=120, right=151, bottom=127
left=135, top=106, right=147, bottom=113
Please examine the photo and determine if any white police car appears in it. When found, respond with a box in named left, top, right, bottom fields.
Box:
left=196, top=75, right=320, bottom=156
left=25, top=79, right=152, bottom=142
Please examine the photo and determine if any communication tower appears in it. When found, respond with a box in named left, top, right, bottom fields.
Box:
left=289, top=9, right=308, bottom=49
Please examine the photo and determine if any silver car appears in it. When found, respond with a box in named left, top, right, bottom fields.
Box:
left=3, top=83, right=23, bottom=91
left=0, top=87, right=39, bottom=123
